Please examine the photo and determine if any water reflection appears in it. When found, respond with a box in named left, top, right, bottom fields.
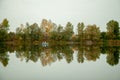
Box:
left=0, top=43, right=120, bottom=67
left=0, top=43, right=9, bottom=67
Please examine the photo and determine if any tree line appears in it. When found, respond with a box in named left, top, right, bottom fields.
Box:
left=0, top=18, right=120, bottom=44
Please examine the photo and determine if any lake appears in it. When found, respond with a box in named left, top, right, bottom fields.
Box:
left=1, top=0, right=120, bottom=79
left=0, top=44, right=120, bottom=80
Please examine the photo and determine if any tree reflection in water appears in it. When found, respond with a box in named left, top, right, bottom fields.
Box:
left=0, top=43, right=120, bottom=67
left=0, top=43, right=9, bottom=67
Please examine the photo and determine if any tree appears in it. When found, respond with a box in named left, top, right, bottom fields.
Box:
left=77, top=22, right=85, bottom=43
left=1, top=18, right=9, bottom=31
left=16, top=23, right=43, bottom=42
left=100, top=32, right=107, bottom=40
left=7, top=32, right=16, bottom=41
left=64, top=22, right=74, bottom=41
left=29, top=23, right=41, bottom=41
left=106, top=20, right=119, bottom=39
left=40, top=19, right=56, bottom=40
left=50, top=25, right=64, bottom=41
left=77, top=22, right=84, bottom=35
left=57, top=24, right=63, bottom=33
left=16, top=24, right=25, bottom=41
left=0, top=19, right=9, bottom=41
left=84, top=25, right=100, bottom=41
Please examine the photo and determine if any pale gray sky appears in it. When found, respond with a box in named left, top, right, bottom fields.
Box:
left=0, top=0, right=120, bottom=32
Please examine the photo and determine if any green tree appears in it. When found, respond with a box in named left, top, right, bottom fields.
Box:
left=57, top=24, right=63, bottom=33
left=64, top=22, right=74, bottom=41
left=1, top=18, right=9, bottom=31
left=0, top=19, right=9, bottom=41
left=77, top=22, right=85, bottom=43
left=106, top=20, right=119, bottom=39
left=7, top=32, right=16, bottom=41
left=77, top=22, right=84, bottom=35
left=100, top=32, right=107, bottom=40
left=16, top=24, right=25, bottom=41
left=29, top=23, right=41, bottom=41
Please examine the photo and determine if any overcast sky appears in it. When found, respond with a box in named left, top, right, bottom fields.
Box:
left=0, top=0, right=120, bottom=32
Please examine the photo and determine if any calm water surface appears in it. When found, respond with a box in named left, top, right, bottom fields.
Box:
left=0, top=47, right=120, bottom=80
left=1, top=0, right=120, bottom=79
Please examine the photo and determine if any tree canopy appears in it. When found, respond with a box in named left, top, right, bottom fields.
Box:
left=0, top=19, right=119, bottom=43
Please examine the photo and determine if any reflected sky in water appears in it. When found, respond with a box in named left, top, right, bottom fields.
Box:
left=0, top=47, right=120, bottom=80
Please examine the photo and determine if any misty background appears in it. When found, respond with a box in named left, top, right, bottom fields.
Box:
left=0, top=0, right=120, bottom=32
